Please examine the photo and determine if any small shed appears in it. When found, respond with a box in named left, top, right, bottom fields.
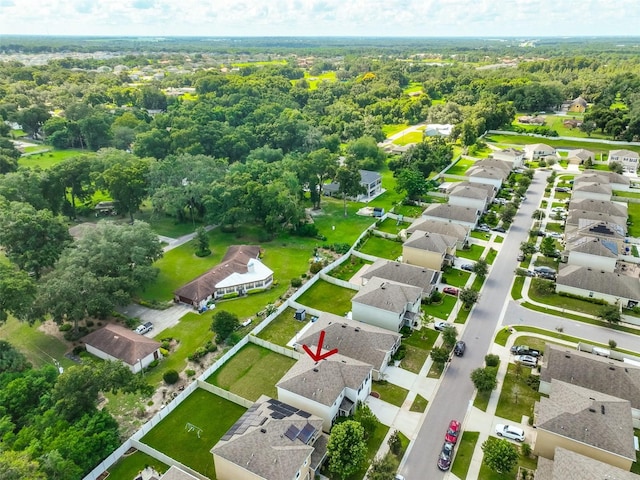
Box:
left=294, top=308, right=307, bottom=321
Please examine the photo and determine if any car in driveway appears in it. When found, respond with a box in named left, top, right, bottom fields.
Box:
left=453, top=341, right=466, bottom=357
left=445, top=419, right=461, bottom=443
left=434, top=321, right=450, bottom=331
left=495, top=424, right=525, bottom=442
left=546, top=232, right=563, bottom=239
left=437, top=442, right=455, bottom=471
left=460, top=264, right=474, bottom=272
left=135, top=321, right=153, bottom=335
left=514, top=355, right=538, bottom=367
left=511, top=345, right=541, bottom=357
left=517, top=253, right=525, bottom=261
left=534, top=266, right=556, bottom=275
left=443, top=286, right=459, bottom=296
left=492, top=226, right=506, bottom=233
left=475, top=225, right=490, bottom=233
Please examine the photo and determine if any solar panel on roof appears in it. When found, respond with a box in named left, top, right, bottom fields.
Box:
left=236, top=423, right=249, bottom=434
left=271, top=412, right=285, bottom=420
left=284, top=425, right=299, bottom=441
left=220, top=433, right=232, bottom=441
left=298, top=410, right=311, bottom=418
left=297, top=423, right=316, bottom=444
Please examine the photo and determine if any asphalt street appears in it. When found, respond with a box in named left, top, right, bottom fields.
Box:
left=401, top=170, right=547, bottom=478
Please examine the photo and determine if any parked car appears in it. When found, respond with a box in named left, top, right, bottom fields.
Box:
left=454, top=341, right=466, bottom=357
left=443, top=286, right=459, bottom=296
left=460, top=264, right=474, bottom=272
left=434, top=321, right=450, bottom=331
left=514, top=355, right=538, bottom=368
left=546, top=232, right=563, bottom=239
left=445, top=420, right=461, bottom=444
left=135, top=321, right=153, bottom=335
left=534, top=266, right=556, bottom=275
left=538, top=271, right=557, bottom=280
left=555, top=187, right=570, bottom=193
left=492, top=226, right=506, bottom=233
left=495, top=424, right=525, bottom=442
left=510, top=345, right=541, bottom=357
left=530, top=229, right=546, bottom=237
left=394, top=475, right=405, bottom=480
left=476, top=226, right=490, bottom=233
left=551, top=207, right=566, bottom=213
left=517, top=253, right=525, bottom=261
left=437, top=442, right=455, bottom=471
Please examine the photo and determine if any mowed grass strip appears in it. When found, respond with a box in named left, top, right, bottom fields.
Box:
left=451, top=431, right=479, bottom=480
left=141, top=388, right=246, bottom=477
left=256, top=307, right=302, bottom=346
left=296, top=280, right=356, bottom=316
left=206, top=343, right=296, bottom=401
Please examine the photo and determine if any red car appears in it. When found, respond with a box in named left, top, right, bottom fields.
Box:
left=442, top=287, right=459, bottom=296
left=445, top=420, right=461, bottom=444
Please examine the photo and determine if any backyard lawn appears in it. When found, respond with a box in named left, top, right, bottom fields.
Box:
left=382, top=123, right=408, bottom=136
left=107, top=452, right=168, bottom=479
left=206, top=343, right=296, bottom=401
left=441, top=267, right=471, bottom=288
left=327, top=256, right=370, bottom=282
left=356, top=235, right=403, bottom=261
left=423, top=295, right=458, bottom=320
left=371, top=380, right=409, bottom=408
left=296, top=280, right=356, bottom=316
left=400, top=328, right=439, bottom=373
left=629, top=203, right=640, bottom=237
left=18, top=148, right=90, bottom=169
left=375, top=217, right=410, bottom=235
left=141, top=388, right=246, bottom=477
left=446, top=158, right=475, bottom=176
left=393, top=203, right=424, bottom=218
left=393, top=131, right=423, bottom=146
left=494, top=363, right=541, bottom=423
left=255, top=307, right=304, bottom=346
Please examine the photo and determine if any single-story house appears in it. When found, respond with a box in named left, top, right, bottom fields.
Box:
left=535, top=447, right=640, bottom=480
left=563, top=237, right=618, bottom=272
left=609, top=149, right=640, bottom=175
left=360, top=259, right=440, bottom=297
left=276, top=355, right=372, bottom=432
left=490, top=148, right=524, bottom=168
left=322, top=170, right=382, bottom=202
left=568, top=96, right=588, bottom=113
left=81, top=324, right=161, bottom=373
left=518, top=115, right=546, bottom=125
left=571, top=182, right=612, bottom=201
left=421, top=203, right=480, bottom=229
left=563, top=119, right=583, bottom=129
left=351, top=276, right=423, bottom=332
left=540, top=343, right=640, bottom=428
left=424, top=124, right=453, bottom=137
left=295, top=312, right=401, bottom=380
left=174, top=245, right=273, bottom=309
left=524, top=143, right=556, bottom=160
left=567, top=148, right=595, bottom=164
left=533, top=379, right=635, bottom=471
left=555, top=265, right=640, bottom=308
left=402, top=217, right=470, bottom=249
left=402, top=230, right=457, bottom=271
left=464, top=165, right=509, bottom=189
left=212, top=396, right=327, bottom=480
left=447, top=183, right=490, bottom=212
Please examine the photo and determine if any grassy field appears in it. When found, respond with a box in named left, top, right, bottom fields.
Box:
left=327, top=256, right=370, bottom=282
left=366, top=167, right=405, bottom=212
left=393, top=131, right=423, bottom=146
left=141, top=388, right=246, bottom=477
left=401, top=328, right=439, bottom=373
left=382, top=123, right=409, bottom=136
left=106, top=451, right=168, bottom=479
left=375, top=218, right=410, bottom=235
left=393, top=203, right=424, bottom=218
left=451, top=431, right=479, bottom=479
left=628, top=202, right=640, bottom=237
left=371, top=380, right=409, bottom=407
left=18, top=148, right=90, bottom=169
left=423, top=295, right=458, bottom=320
left=206, top=343, right=296, bottom=401
left=296, top=280, right=356, bottom=316
left=495, top=363, right=541, bottom=423
left=357, top=235, right=403, bottom=260
left=302, top=70, right=337, bottom=90
left=446, top=158, right=475, bottom=176
left=255, top=307, right=302, bottom=346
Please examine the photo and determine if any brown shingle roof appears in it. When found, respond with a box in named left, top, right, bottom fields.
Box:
left=474, top=158, right=512, bottom=173
left=568, top=198, right=627, bottom=217
left=81, top=324, right=160, bottom=366
left=448, top=184, right=488, bottom=200
left=565, top=237, right=618, bottom=258
left=535, top=380, right=635, bottom=461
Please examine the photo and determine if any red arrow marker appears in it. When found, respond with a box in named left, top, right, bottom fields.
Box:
left=303, top=330, right=338, bottom=362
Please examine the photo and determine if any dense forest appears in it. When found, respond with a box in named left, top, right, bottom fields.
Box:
left=1, top=36, right=640, bottom=478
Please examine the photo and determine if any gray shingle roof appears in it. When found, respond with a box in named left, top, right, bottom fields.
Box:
left=81, top=324, right=161, bottom=366
left=352, top=276, right=422, bottom=314
left=556, top=265, right=640, bottom=300
left=422, top=203, right=480, bottom=223
left=359, top=169, right=381, bottom=185
left=568, top=199, right=627, bottom=217
left=495, top=147, right=523, bottom=158
left=474, top=158, right=512, bottom=173
left=277, top=355, right=372, bottom=407
left=573, top=182, right=612, bottom=195
left=580, top=169, right=630, bottom=186
left=361, top=259, right=439, bottom=293
left=160, top=466, right=200, bottom=480
left=610, top=149, right=639, bottom=159
left=576, top=219, right=626, bottom=239
left=535, top=380, right=635, bottom=461
left=448, top=184, right=488, bottom=200
left=405, top=218, right=470, bottom=242
left=447, top=181, right=496, bottom=198
left=534, top=447, right=640, bottom=480
left=540, top=344, right=640, bottom=411
left=565, top=210, right=627, bottom=230
left=403, top=230, right=457, bottom=254
left=297, top=312, right=400, bottom=370
left=565, top=237, right=618, bottom=258
left=212, top=397, right=323, bottom=480
left=465, top=165, right=509, bottom=181
left=567, top=149, right=595, bottom=162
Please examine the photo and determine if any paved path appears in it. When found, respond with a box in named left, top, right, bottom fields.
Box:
left=160, top=224, right=216, bottom=253
left=116, top=303, right=193, bottom=337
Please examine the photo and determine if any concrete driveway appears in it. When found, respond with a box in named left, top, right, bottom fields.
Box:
left=117, top=303, right=193, bottom=338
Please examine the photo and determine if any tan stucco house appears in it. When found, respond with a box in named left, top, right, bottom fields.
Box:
left=360, top=259, right=439, bottom=297
left=402, top=217, right=470, bottom=249
left=403, top=230, right=457, bottom=271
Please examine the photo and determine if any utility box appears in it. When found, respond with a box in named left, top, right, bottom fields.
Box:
left=294, top=308, right=306, bottom=321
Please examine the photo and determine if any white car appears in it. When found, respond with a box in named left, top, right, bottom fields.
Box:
left=434, top=321, right=450, bottom=331
left=514, top=355, right=538, bottom=367
left=495, top=424, right=525, bottom=442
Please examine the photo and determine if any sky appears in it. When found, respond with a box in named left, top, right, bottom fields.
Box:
left=0, top=0, right=639, bottom=37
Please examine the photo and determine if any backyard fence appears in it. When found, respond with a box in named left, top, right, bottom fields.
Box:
left=351, top=249, right=380, bottom=263
left=131, top=440, right=208, bottom=480
left=248, top=335, right=303, bottom=360
left=486, top=129, right=640, bottom=147
left=196, top=380, right=253, bottom=408
left=319, top=272, right=360, bottom=290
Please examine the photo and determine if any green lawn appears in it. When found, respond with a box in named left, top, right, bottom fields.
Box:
left=106, top=451, right=168, bottom=480
left=471, top=275, right=485, bottom=292
left=327, top=256, right=370, bottom=282
left=393, top=203, right=424, bottom=218
left=410, top=394, right=429, bottom=413
left=18, top=148, right=90, bottom=169
left=632, top=429, right=640, bottom=474
left=628, top=203, right=640, bottom=237
left=446, top=158, right=475, bottom=176
left=495, top=363, right=541, bottom=423
left=134, top=207, right=204, bottom=238
left=367, top=166, right=405, bottom=212
left=375, top=218, right=410, bottom=235
left=528, top=278, right=608, bottom=316
left=473, top=365, right=498, bottom=412
left=206, top=343, right=296, bottom=401
left=470, top=230, right=492, bottom=240
left=403, top=83, right=423, bottom=94
left=296, top=280, right=356, bottom=316
left=424, top=295, right=458, bottom=320
left=393, top=131, right=423, bottom=146
left=371, top=380, right=409, bottom=408
left=141, top=389, right=246, bottom=477
left=256, top=307, right=302, bottom=346
left=478, top=436, right=537, bottom=480
left=356, top=235, right=403, bottom=260
left=451, top=431, right=479, bottom=480
left=511, top=276, right=524, bottom=301
left=382, top=123, right=409, bottom=136
left=401, top=328, right=439, bottom=373
left=441, top=267, right=471, bottom=288
left=485, top=133, right=640, bottom=156
left=457, top=244, right=485, bottom=261
left=455, top=307, right=472, bottom=324
left=485, top=248, right=497, bottom=265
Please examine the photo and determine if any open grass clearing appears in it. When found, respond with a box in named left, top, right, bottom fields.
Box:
left=366, top=167, right=405, bottom=212
left=485, top=133, right=640, bottom=156
left=206, top=343, right=296, bottom=401
left=356, top=235, right=403, bottom=261
left=375, top=217, right=410, bottom=235
left=372, top=380, right=409, bottom=408
left=410, top=394, right=429, bottom=413
left=296, top=280, right=356, bottom=316
left=423, top=295, right=457, bottom=320
left=401, top=328, right=439, bottom=373
left=446, top=158, right=475, bottom=176
left=106, top=451, right=168, bottom=480
left=393, top=131, right=424, bottom=146
left=393, top=203, right=424, bottom=218
left=141, top=388, right=246, bottom=477
left=495, top=363, right=541, bottom=423
left=255, top=307, right=303, bottom=346
left=18, top=148, right=90, bottom=169
left=441, top=267, right=471, bottom=288
left=457, top=244, right=485, bottom=261
left=327, top=256, right=370, bottom=282
left=478, top=435, right=537, bottom=480
left=382, top=123, right=409, bottom=136
left=451, top=431, right=479, bottom=479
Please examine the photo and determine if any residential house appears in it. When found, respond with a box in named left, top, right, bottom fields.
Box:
left=402, top=217, right=470, bottom=249
left=563, top=237, right=618, bottom=272
left=571, top=181, right=612, bottom=201
left=212, top=396, right=327, bottom=480
left=421, top=203, right=480, bottom=229
left=568, top=198, right=628, bottom=219
left=81, top=324, right=161, bottom=373
left=518, top=115, right=546, bottom=125
left=565, top=211, right=627, bottom=235
left=565, top=218, right=627, bottom=247
left=608, top=149, right=640, bottom=175
left=402, top=230, right=457, bottom=271
left=576, top=170, right=631, bottom=191
left=360, top=259, right=440, bottom=297
left=160, top=466, right=201, bottom=480
left=351, top=276, right=423, bottom=331
left=567, top=148, right=594, bottom=165
left=295, top=312, right=401, bottom=380
left=524, top=143, right=556, bottom=160
left=535, top=447, right=640, bottom=480
left=533, top=379, right=635, bottom=470
left=491, top=147, right=524, bottom=168
left=540, top=343, right=640, bottom=428
left=447, top=183, right=490, bottom=212
left=276, top=355, right=372, bottom=432
left=424, top=124, right=453, bottom=137
left=555, top=265, right=640, bottom=308
left=174, top=245, right=273, bottom=309
left=474, top=158, right=512, bottom=174
left=464, top=165, right=509, bottom=189
left=563, top=119, right=583, bottom=129
left=322, top=170, right=382, bottom=202
left=568, top=96, right=588, bottom=113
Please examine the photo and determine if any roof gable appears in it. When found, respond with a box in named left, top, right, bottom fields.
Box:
left=352, top=276, right=422, bottom=314
left=82, top=324, right=161, bottom=365
left=361, top=259, right=438, bottom=292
